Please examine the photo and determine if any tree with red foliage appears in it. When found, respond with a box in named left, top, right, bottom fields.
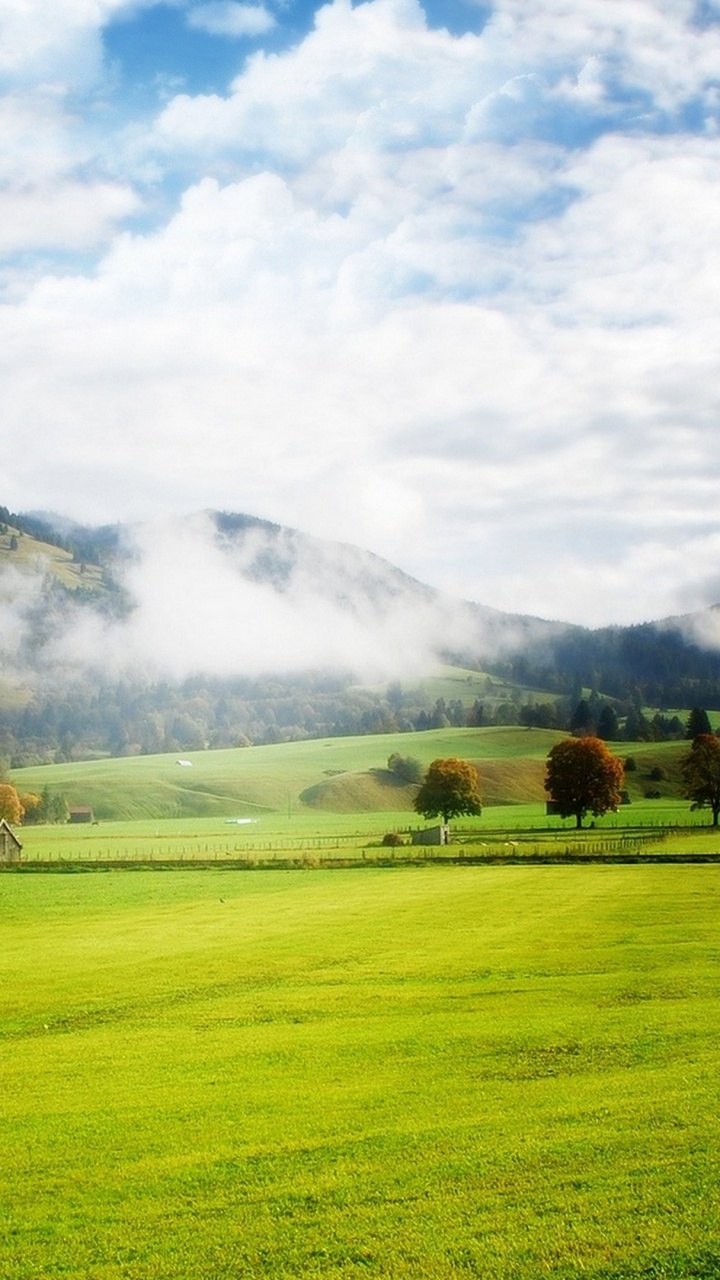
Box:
left=545, top=737, right=624, bottom=829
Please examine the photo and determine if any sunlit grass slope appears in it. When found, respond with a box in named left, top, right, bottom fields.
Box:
left=13, top=727, right=569, bottom=820
left=0, top=521, right=103, bottom=592
left=1, top=865, right=718, bottom=1279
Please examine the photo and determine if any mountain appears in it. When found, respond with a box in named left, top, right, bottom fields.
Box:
left=1, top=502, right=720, bottom=765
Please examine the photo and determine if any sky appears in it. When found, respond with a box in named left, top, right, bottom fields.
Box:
left=2, top=0, right=720, bottom=629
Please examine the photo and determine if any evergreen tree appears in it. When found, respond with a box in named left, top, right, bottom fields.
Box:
left=570, top=699, right=594, bottom=736
left=680, top=734, right=720, bottom=825
left=685, top=707, right=713, bottom=740
left=597, top=705, right=620, bottom=741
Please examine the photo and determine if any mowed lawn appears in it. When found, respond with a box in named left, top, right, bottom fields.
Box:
left=1, top=866, right=719, bottom=1280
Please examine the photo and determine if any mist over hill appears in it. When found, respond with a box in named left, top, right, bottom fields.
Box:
left=0, top=504, right=551, bottom=681
left=2, top=503, right=720, bottom=765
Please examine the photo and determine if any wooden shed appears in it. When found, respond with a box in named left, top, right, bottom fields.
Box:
left=0, top=819, right=22, bottom=862
left=411, top=824, right=450, bottom=846
left=68, top=807, right=94, bottom=824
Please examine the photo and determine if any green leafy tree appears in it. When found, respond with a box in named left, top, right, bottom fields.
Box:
left=413, top=757, right=482, bottom=826
left=685, top=707, right=713, bottom=740
left=680, top=733, right=720, bottom=826
left=545, top=737, right=624, bottom=829
left=0, top=783, right=24, bottom=825
left=387, top=753, right=424, bottom=785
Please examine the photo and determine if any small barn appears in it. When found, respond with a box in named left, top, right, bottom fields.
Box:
left=0, top=819, right=22, bottom=862
left=68, top=806, right=95, bottom=824
left=411, top=824, right=450, bottom=846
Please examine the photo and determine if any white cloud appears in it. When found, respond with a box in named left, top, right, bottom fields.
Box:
left=486, top=0, right=720, bottom=117
left=187, top=2, right=276, bottom=37
left=3, top=0, right=720, bottom=628
left=0, top=0, right=139, bottom=90
left=0, top=13, right=143, bottom=261
left=155, top=0, right=493, bottom=163
left=0, top=182, right=140, bottom=255
left=154, top=0, right=720, bottom=168
left=43, top=513, right=482, bottom=680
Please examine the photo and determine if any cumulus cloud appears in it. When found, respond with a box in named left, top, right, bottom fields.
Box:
left=0, top=13, right=141, bottom=263
left=3, top=0, right=720, bottom=627
left=0, top=0, right=138, bottom=90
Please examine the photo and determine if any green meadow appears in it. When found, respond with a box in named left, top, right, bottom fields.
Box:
left=1, top=865, right=719, bottom=1279
left=11, top=727, right=720, bottom=868
left=11, top=726, right=704, bottom=825
left=14, top=727, right=563, bottom=821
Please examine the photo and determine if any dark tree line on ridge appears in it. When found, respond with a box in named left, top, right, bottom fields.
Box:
left=5, top=502, right=720, bottom=766
left=0, top=664, right=708, bottom=769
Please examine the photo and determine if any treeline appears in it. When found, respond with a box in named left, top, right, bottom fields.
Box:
left=3, top=674, right=475, bottom=764
left=0, top=670, right=696, bottom=768
left=497, top=619, right=720, bottom=711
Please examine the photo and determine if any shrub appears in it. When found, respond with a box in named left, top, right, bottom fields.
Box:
left=624, top=757, right=637, bottom=772
left=387, top=753, right=424, bottom=785
left=382, top=832, right=405, bottom=847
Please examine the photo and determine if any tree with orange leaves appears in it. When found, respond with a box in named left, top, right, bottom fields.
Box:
left=0, top=783, right=24, bottom=825
left=414, top=757, right=482, bottom=826
left=545, top=736, right=624, bottom=829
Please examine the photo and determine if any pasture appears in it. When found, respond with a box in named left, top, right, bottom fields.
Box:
left=10, top=725, right=720, bottom=869
left=1, top=864, right=719, bottom=1279
left=13, top=727, right=563, bottom=821
left=11, top=726, right=701, bottom=830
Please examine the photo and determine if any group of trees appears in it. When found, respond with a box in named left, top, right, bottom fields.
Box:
left=496, top=621, right=720, bottom=713
left=544, top=722, right=720, bottom=829
left=410, top=741, right=630, bottom=832
left=0, top=673, right=705, bottom=771
left=407, top=710, right=720, bottom=832
left=0, top=768, right=68, bottom=826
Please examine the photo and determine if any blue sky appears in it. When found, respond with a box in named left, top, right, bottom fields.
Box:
left=3, top=0, right=720, bottom=629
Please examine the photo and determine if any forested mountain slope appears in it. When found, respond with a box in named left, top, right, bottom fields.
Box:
left=1, top=503, right=719, bottom=764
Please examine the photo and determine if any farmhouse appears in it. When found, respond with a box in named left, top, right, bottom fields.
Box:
left=0, top=818, right=22, bottom=862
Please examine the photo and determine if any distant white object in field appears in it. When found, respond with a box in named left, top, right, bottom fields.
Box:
left=176, top=759, right=193, bottom=767
left=225, top=818, right=259, bottom=824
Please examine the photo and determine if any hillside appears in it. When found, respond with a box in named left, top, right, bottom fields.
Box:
left=10, top=728, right=692, bottom=822
left=0, top=506, right=123, bottom=597
left=10, top=727, right=558, bottom=821
left=2, top=501, right=720, bottom=766
left=0, top=517, right=105, bottom=596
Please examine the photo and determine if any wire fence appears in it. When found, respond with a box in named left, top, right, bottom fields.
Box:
left=9, top=826, right=720, bottom=870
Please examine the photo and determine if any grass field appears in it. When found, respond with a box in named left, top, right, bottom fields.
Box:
left=8, top=725, right=720, bottom=872
left=1, top=865, right=719, bottom=1279
left=12, top=727, right=561, bottom=820
left=11, top=728, right=698, bottom=826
